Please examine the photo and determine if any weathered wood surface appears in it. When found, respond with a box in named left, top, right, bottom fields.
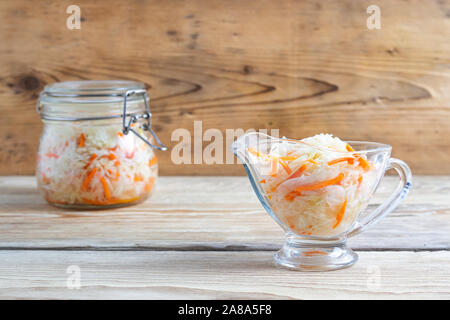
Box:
left=0, top=176, right=449, bottom=251
left=0, top=175, right=449, bottom=299
left=0, top=0, right=449, bottom=175
left=1, top=250, right=449, bottom=299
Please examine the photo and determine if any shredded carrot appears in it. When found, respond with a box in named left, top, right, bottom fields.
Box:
left=118, top=132, right=124, bottom=137
left=280, top=156, right=298, bottom=161
left=84, top=153, right=97, bottom=169
left=260, top=179, right=266, bottom=183
left=82, top=168, right=97, bottom=190
left=285, top=191, right=302, bottom=202
left=333, top=197, right=347, bottom=229
left=328, top=157, right=355, bottom=166
left=346, top=144, right=355, bottom=152
left=45, top=153, right=59, bottom=159
left=107, top=153, right=117, bottom=161
left=41, top=173, right=50, bottom=185
left=134, top=174, right=144, bottom=182
left=279, top=160, right=292, bottom=175
left=271, top=164, right=307, bottom=193
left=288, top=164, right=307, bottom=180
left=149, top=156, right=158, bottom=167
left=248, top=147, right=272, bottom=161
left=248, top=147, right=260, bottom=157
left=99, top=176, right=111, bottom=200
left=114, top=160, right=121, bottom=166
left=145, top=177, right=155, bottom=192
left=357, top=175, right=363, bottom=187
left=294, top=173, right=345, bottom=193
left=357, top=156, right=371, bottom=170
left=79, top=133, right=85, bottom=148
left=307, top=159, right=319, bottom=165
left=270, top=158, right=278, bottom=176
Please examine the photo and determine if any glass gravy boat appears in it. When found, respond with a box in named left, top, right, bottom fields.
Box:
left=232, top=132, right=412, bottom=271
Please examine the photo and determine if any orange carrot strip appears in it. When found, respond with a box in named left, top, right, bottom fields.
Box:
left=346, top=144, right=355, bottom=152
left=357, top=156, right=371, bottom=170
left=145, top=177, right=155, bottom=192
left=118, top=132, right=124, bottom=137
left=99, top=176, right=111, bottom=200
left=285, top=191, right=302, bottom=202
left=333, top=197, right=347, bottom=229
left=270, top=158, right=278, bottom=176
left=280, top=156, right=298, bottom=161
left=270, top=164, right=307, bottom=193
left=260, top=179, right=266, bottom=183
left=82, top=168, right=97, bottom=190
left=288, top=164, right=307, bottom=180
left=248, top=147, right=270, bottom=160
left=79, top=133, right=85, bottom=148
left=307, top=159, right=319, bottom=165
left=294, top=173, right=345, bottom=193
left=279, top=160, right=292, bottom=175
left=45, top=153, right=59, bottom=159
left=328, top=157, right=355, bottom=166
left=149, top=156, right=158, bottom=167
left=108, top=153, right=117, bottom=161
left=357, top=175, right=363, bottom=187
left=84, top=153, right=97, bottom=169
left=248, top=147, right=260, bottom=157
left=134, top=174, right=143, bottom=182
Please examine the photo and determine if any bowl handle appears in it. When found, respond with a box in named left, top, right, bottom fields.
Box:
left=347, top=158, right=412, bottom=238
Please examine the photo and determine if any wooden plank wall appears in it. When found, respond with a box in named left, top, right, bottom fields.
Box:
left=0, top=0, right=449, bottom=175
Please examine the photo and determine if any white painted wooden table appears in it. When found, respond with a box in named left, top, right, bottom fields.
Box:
left=0, top=176, right=449, bottom=299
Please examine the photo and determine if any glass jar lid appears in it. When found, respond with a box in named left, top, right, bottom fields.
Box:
left=40, top=80, right=146, bottom=104
left=36, top=80, right=167, bottom=151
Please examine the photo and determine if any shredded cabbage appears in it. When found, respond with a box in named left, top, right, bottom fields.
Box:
left=37, top=122, right=157, bottom=207
left=249, top=134, right=377, bottom=236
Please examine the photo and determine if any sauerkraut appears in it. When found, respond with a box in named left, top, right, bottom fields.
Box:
left=248, top=134, right=377, bottom=236
left=37, top=122, right=157, bottom=208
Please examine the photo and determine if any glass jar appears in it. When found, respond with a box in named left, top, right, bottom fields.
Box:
left=36, top=80, right=167, bottom=209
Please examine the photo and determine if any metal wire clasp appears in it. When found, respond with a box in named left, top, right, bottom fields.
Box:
left=122, top=90, right=167, bottom=151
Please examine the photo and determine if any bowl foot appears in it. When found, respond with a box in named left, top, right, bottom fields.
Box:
left=274, top=237, right=358, bottom=271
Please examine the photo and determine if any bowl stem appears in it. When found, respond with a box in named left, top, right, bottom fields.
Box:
left=274, top=234, right=358, bottom=271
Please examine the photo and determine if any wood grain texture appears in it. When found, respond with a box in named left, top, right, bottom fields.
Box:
left=0, top=250, right=449, bottom=299
left=0, top=176, right=448, bottom=251
left=0, top=0, right=449, bottom=175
